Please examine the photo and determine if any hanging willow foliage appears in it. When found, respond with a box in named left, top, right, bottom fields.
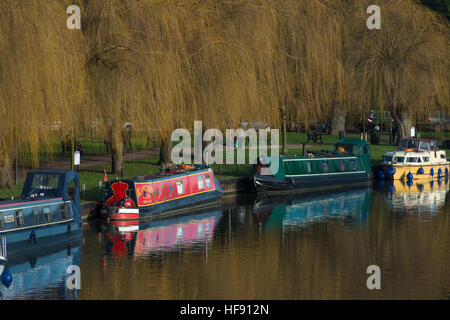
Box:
left=0, top=0, right=89, bottom=187
left=0, top=0, right=448, bottom=185
left=348, top=0, right=449, bottom=139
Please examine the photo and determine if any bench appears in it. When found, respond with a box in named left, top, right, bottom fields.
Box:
left=307, top=132, right=323, bottom=144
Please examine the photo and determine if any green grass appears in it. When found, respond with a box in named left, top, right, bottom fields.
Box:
left=2, top=132, right=449, bottom=201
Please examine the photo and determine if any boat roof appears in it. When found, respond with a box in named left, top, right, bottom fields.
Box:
left=335, top=139, right=369, bottom=147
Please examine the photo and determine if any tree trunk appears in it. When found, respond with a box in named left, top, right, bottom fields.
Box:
left=331, top=107, right=347, bottom=136
left=0, top=154, right=14, bottom=188
left=394, top=111, right=412, bottom=142
left=111, top=134, right=124, bottom=175
left=158, top=137, right=173, bottom=167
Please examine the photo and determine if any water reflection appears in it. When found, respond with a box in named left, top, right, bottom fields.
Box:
left=379, top=179, right=449, bottom=215
left=0, top=234, right=82, bottom=300
left=3, top=182, right=448, bottom=300
left=253, top=188, right=371, bottom=231
left=101, top=210, right=222, bottom=263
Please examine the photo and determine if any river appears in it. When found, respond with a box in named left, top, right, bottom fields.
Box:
left=1, top=179, right=449, bottom=300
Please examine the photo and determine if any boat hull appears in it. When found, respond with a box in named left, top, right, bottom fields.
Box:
left=102, top=194, right=222, bottom=221
left=102, top=167, right=223, bottom=221
left=254, top=172, right=372, bottom=195
left=380, top=163, right=449, bottom=180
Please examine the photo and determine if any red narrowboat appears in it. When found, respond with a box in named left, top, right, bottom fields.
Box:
left=101, top=165, right=222, bottom=221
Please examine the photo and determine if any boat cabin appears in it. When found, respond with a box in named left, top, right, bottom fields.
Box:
left=0, top=170, right=81, bottom=245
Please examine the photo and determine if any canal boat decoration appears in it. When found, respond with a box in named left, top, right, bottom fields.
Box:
left=379, top=138, right=449, bottom=181
left=253, top=139, right=372, bottom=194
left=101, top=210, right=221, bottom=261
left=101, top=164, right=222, bottom=221
left=380, top=178, right=449, bottom=215
left=0, top=170, right=82, bottom=253
left=253, top=187, right=371, bottom=230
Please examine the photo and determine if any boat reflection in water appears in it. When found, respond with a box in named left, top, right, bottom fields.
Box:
left=379, top=177, right=449, bottom=215
left=253, top=187, right=371, bottom=230
left=0, top=233, right=82, bottom=300
left=101, top=210, right=222, bottom=260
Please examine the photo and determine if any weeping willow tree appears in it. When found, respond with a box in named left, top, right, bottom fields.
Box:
left=350, top=0, right=449, bottom=140
left=0, top=1, right=88, bottom=187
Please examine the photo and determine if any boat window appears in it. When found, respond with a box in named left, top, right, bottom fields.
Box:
left=176, top=180, right=184, bottom=195
left=398, top=139, right=421, bottom=151
left=423, top=157, right=430, bottom=162
left=430, top=141, right=437, bottom=151
left=339, top=160, right=345, bottom=171
left=322, top=161, right=328, bottom=172
left=441, top=154, right=446, bottom=159
left=205, top=174, right=211, bottom=188
left=15, top=209, right=24, bottom=227
left=43, top=206, right=52, bottom=223
left=24, top=173, right=61, bottom=197
left=394, top=157, right=405, bottom=163
left=406, top=157, right=418, bottom=163
left=417, top=157, right=422, bottom=163
left=349, top=159, right=357, bottom=170
left=306, top=162, right=312, bottom=173
left=197, top=175, right=205, bottom=190
left=33, top=208, right=39, bottom=224
left=334, top=144, right=355, bottom=154
left=59, top=203, right=68, bottom=220
left=419, top=141, right=430, bottom=151
left=383, top=155, right=393, bottom=162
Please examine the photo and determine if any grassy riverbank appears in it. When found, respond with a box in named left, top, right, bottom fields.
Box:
left=1, top=132, right=448, bottom=201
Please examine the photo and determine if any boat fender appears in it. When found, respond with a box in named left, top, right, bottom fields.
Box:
left=387, top=166, right=396, bottom=176
left=418, top=167, right=424, bottom=175
left=438, top=168, right=442, bottom=178
left=438, top=178, right=442, bottom=186
left=378, top=180, right=385, bottom=188
left=406, top=171, right=413, bottom=181
left=430, top=180, right=434, bottom=189
left=1, top=268, right=12, bottom=288
left=387, top=184, right=394, bottom=193
left=407, top=180, right=413, bottom=188
left=430, top=168, right=434, bottom=177
left=445, top=168, right=449, bottom=177
left=417, top=184, right=424, bottom=191
left=378, top=170, right=385, bottom=180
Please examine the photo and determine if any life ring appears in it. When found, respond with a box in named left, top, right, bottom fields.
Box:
left=403, top=148, right=413, bottom=152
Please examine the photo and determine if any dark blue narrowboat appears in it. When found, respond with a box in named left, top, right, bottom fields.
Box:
left=0, top=169, right=82, bottom=250
left=101, top=164, right=222, bottom=221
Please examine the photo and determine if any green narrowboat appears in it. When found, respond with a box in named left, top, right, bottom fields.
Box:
left=253, top=139, right=372, bottom=194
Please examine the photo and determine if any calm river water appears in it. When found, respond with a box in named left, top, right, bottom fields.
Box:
left=1, top=180, right=449, bottom=300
